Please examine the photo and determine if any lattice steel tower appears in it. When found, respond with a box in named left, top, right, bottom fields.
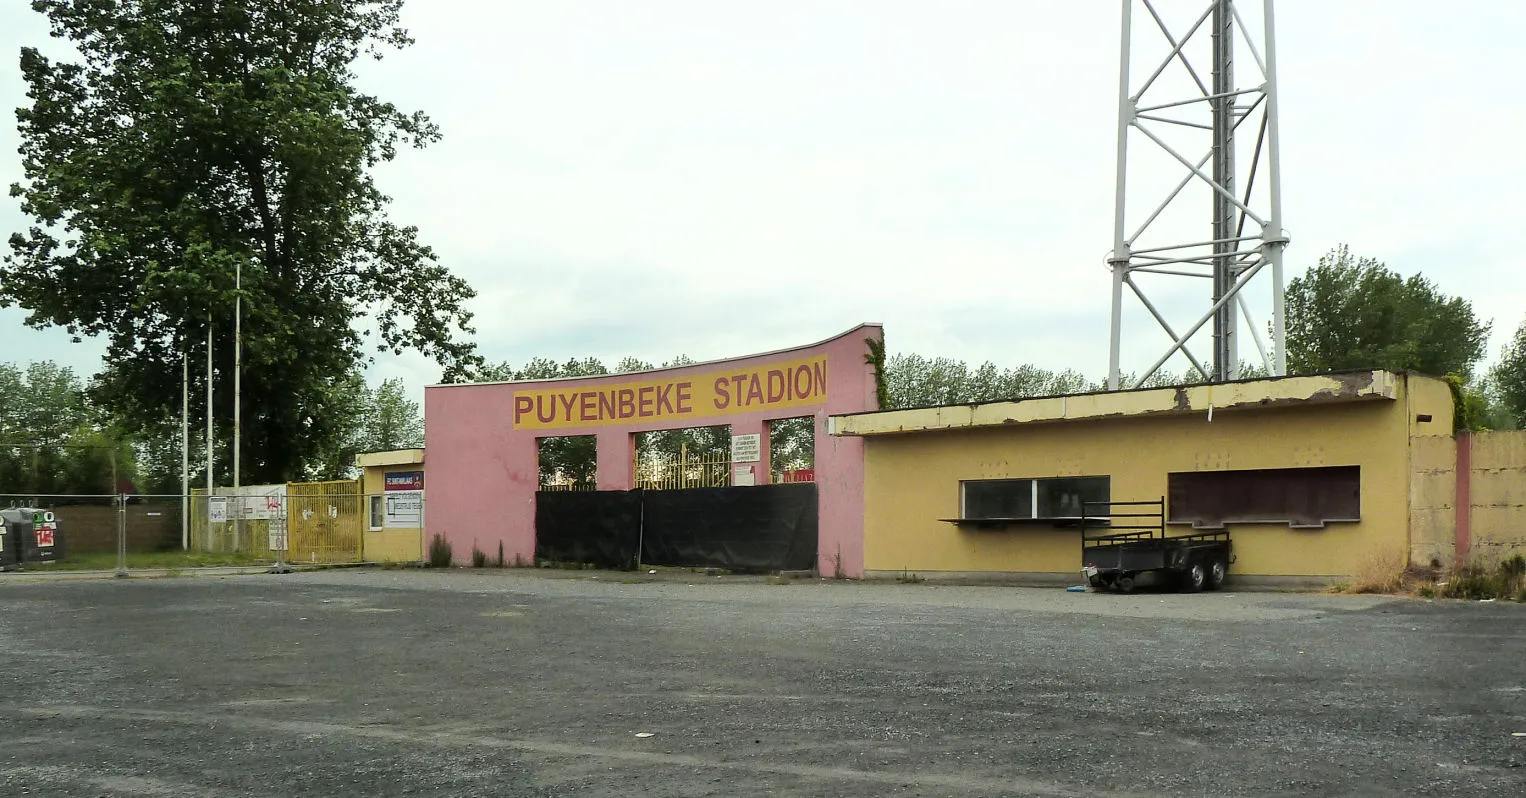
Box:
left=1106, top=0, right=1288, bottom=389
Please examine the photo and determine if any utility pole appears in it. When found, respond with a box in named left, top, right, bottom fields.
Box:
left=206, top=317, right=214, bottom=498
left=234, top=259, right=241, bottom=491
left=181, top=344, right=189, bottom=550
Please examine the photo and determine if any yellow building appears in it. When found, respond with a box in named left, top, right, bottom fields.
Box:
left=829, top=371, right=1455, bottom=587
left=356, top=449, right=426, bottom=563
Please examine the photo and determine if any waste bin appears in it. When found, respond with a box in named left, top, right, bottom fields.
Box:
left=1, top=507, right=65, bottom=565
left=0, top=510, right=20, bottom=571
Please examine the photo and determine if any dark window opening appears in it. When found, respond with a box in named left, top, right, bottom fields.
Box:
left=961, top=476, right=1110, bottom=521
left=1168, top=465, right=1360, bottom=529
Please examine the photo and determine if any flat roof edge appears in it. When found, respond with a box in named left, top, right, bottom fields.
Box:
left=830, top=371, right=1402, bottom=437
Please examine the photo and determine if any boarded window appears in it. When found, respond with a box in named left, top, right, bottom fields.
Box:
left=1168, top=466, right=1360, bottom=529
left=961, top=476, right=1110, bottom=520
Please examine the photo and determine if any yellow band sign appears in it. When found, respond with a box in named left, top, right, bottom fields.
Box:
left=512, top=355, right=828, bottom=430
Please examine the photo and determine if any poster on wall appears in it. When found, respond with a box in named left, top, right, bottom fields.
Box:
left=384, top=471, right=425, bottom=528
left=731, top=434, right=761, bottom=463
left=208, top=496, right=228, bottom=524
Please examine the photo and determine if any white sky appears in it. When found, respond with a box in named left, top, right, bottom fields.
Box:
left=3, top=1, right=1523, bottom=404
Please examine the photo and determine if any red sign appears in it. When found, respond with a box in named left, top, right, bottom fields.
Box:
left=36, top=521, right=56, bottom=547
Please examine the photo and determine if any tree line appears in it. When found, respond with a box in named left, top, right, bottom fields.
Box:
left=1, top=2, right=1524, bottom=494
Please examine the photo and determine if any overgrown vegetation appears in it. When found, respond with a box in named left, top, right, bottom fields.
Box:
left=427, top=533, right=453, bottom=568
left=470, top=545, right=488, bottom=568
left=1344, top=548, right=1407, bottom=594
left=1438, top=554, right=1526, bottom=601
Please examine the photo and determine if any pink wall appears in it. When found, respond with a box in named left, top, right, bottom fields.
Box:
left=424, top=324, right=882, bottom=576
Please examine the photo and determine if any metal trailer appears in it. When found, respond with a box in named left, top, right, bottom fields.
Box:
left=1079, top=498, right=1232, bottom=593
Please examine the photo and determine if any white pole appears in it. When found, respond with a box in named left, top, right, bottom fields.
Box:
left=1107, top=0, right=1133, bottom=391
left=206, top=317, right=214, bottom=496
left=233, top=260, right=241, bottom=491
left=1263, top=0, right=1288, bottom=376
left=181, top=345, right=189, bottom=550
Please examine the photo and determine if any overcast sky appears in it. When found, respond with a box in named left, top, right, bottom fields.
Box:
left=3, top=1, right=1523, bottom=403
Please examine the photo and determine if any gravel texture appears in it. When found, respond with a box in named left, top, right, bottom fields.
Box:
left=1, top=568, right=1523, bottom=796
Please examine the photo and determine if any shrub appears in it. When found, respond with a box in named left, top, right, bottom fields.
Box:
left=495, top=542, right=505, bottom=568
left=1438, top=556, right=1526, bottom=600
left=470, top=546, right=488, bottom=568
left=427, top=533, right=453, bottom=568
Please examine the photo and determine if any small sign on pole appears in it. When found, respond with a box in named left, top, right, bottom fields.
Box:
left=208, top=496, right=228, bottom=524
left=731, top=433, right=761, bottom=463
left=267, top=514, right=287, bottom=552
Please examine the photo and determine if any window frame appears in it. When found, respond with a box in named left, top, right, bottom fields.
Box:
left=958, top=475, right=1111, bottom=522
left=368, top=495, right=384, bottom=531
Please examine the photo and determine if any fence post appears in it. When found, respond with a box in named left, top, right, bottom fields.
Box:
left=114, top=492, right=128, bottom=578
left=269, top=492, right=292, bottom=574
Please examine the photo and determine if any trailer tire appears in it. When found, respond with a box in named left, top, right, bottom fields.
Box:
left=1116, top=575, right=1135, bottom=594
left=1206, top=557, right=1228, bottom=591
left=1179, top=560, right=1206, bottom=593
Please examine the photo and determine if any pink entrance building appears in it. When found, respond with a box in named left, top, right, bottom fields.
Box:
left=424, top=324, right=883, bottom=577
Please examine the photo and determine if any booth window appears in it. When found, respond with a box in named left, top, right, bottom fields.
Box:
left=1168, top=465, right=1360, bottom=529
left=961, top=476, right=1110, bottom=520
left=369, top=495, right=384, bottom=530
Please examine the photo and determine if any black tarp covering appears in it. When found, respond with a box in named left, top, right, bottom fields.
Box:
left=641, top=483, right=817, bottom=572
left=532, top=483, right=819, bottom=572
left=534, top=489, right=642, bottom=568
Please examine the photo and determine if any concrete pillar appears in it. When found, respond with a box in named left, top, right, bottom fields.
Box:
left=1455, top=430, right=1472, bottom=565
left=728, top=419, right=770, bottom=485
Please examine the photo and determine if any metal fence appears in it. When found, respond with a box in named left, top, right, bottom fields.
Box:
left=635, top=447, right=732, bottom=490
left=2, top=487, right=425, bottom=573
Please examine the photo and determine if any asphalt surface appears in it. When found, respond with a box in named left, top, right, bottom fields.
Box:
left=1, top=568, right=1523, bottom=797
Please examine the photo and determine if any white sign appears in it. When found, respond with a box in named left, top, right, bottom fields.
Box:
left=385, top=490, right=423, bottom=528
left=731, top=433, right=762, bottom=463
left=208, top=496, right=228, bottom=524
left=733, top=464, right=756, bottom=486
left=268, top=514, right=288, bottom=551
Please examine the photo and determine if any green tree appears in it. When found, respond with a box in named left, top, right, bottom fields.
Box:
left=1285, top=245, right=1490, bottom=378
left=0, top=360, right=133, bottom=493
left=1492, top=318, right=1526, bottom=429
left=362, top=377, right=424, bottom=452
left=4, top=0, right=480, bottom=485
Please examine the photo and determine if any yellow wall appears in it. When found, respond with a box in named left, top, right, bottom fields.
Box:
left=360, top=464, right=425, bottom=563
left=863, top=374, right=1452, bottom=580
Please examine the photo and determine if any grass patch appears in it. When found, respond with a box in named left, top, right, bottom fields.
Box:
left=21, top=551, right=273, bottom=571
left=1344, top=547, right=1406, bottom=594
left=470, top=545, right=488, bottom=568
left=896, top=568, right=924, bottom=584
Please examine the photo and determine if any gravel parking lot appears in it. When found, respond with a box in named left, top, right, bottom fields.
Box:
left=2, top=568, right=1523, bottom=796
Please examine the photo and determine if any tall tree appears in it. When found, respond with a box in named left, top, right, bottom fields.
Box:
left=4, top=0, right=480, bottom=484
left=362, top=377, right=424, bottom=452
left=1493, top=317, right=1526, bottom=429
left=1285, top=245, right=1490, bottom=379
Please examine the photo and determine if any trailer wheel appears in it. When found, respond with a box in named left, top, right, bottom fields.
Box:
left=1206, top=557, right=1228, bottom=591
left=1179, top=560, right=1206, bottom=593
left=1115, top=575, right=1136, bottom=594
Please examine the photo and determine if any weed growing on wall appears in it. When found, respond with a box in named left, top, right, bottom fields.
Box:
left=495, top=542, right=505, bottom=568
left=470, top=545, right=488, bottom=568
left=427, top=534, right=453, bottom=568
